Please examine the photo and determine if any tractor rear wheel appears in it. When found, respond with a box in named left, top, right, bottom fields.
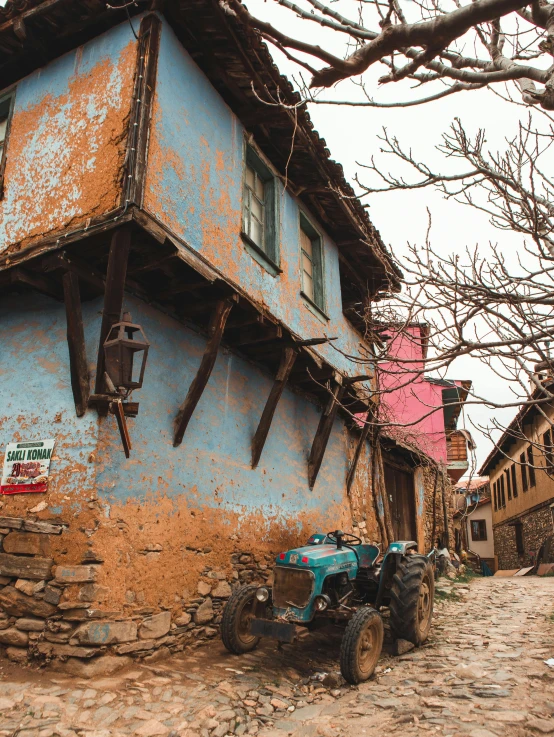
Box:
left=221, top=584, right=260, bottom=654
left=389, top=555, right=434, bottom=646
left=340, top=606, right=384, bottom=685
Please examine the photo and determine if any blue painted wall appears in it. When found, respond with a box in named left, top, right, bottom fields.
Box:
left=144, top=18, right=370, bottom=376
left=0, top=290, right=357, bottom=602
left=0, top=292, right=352, bottom=527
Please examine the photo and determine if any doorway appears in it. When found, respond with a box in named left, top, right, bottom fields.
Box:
left=384, top=463, right=417, bottom=541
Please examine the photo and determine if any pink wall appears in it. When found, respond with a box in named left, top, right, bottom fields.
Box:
left=379, top=327, right=448, bottom=463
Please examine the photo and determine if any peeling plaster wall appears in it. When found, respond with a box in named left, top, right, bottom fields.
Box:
left=0, top=293, right=100, bottom=569
left=0, top=21, right=136, bottom=252
left=0, top=292, right=355, bottom=609
left=143, top=19, right=369, bottom=376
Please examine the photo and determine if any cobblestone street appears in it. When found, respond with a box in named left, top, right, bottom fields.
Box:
left=1, top=576, right=553, bottom=737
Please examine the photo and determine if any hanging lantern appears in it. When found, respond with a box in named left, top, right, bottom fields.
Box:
left=103, top=313, right=150, bottom=393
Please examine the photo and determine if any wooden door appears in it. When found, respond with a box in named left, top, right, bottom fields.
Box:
left=384, top=463, right=417, bottom=541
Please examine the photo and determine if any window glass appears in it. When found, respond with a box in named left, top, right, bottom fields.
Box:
left=244, top=164, right=265, bottom=250
left=506, top=468, right=512, bottom=501
left=300, top=214, right=324, bottom=311
left=242, top=146, right=279, bottom=268
left=471, top=519, right=487, bottom=541
left=301, top=228, right=314, bottom=301
left=511, top=463, right=518, bottom=497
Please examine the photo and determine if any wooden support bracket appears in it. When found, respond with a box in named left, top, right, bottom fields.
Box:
left=308, top=382, right=346, bottom=489
left=43, top=252, right=105, bottom=291
left=173, top=296, right=236, bottom=447
left=62, top=271, right=90, bottom=417
left=346, top=408, right=372, bottom=493
left=10, top=268, right=61, bottom=300
left=251, top=346, right=298, bottom=468
left=111, top=398, right=132, bottom=459
left=94, top=226, right=132, bottom=397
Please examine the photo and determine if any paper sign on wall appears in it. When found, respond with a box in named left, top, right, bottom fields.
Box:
left=0, top=439, right=56, bottom=495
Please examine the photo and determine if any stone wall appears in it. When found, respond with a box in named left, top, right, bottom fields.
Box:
left=422, top=467, right=454, bottom=552
left=494, top=504, right=554, bottom=569
left=0, top=515, right=273, bottom=672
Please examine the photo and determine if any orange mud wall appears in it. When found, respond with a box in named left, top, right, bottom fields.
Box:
left=0, top=292, right=359, bottom=616
left=0, top=21, right=136, bottom=254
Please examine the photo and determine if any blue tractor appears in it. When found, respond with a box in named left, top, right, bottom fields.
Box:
left=221, top=531, right=435, bottom=684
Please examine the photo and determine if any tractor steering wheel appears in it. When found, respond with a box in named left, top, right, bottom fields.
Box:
left=327, top=530, right=362, bottom=546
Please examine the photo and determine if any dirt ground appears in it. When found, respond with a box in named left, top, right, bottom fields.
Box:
left=1, top=575, right=554, bottom=737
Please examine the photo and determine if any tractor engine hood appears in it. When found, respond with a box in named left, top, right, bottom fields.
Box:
left=275, top=544, right=358, bottom=573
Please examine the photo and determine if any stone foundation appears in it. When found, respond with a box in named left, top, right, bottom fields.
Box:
left=494, top=504, right=554, bottom=569
left=0, top=515, right=273, bottom=672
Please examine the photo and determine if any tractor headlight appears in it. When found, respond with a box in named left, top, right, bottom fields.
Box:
left=314, top=594, right=331, bottom=611
left=256, top=587, right=269, bottom=602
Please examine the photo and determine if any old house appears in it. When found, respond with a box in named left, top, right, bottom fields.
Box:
left=379, top=325, right=474, bottom=483
left=453, top=477, right=495, bottom=573
left=479, top=384, right=554, bottom=571
left=376, top=325, right=474, bottom=552
left=0, top=0, right=448, bottom=669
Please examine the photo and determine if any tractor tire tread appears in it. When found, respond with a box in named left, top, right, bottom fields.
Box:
left=389, top=554, right=434, bottom=646
left=221, top=584, right=260, bottom=655
left=340, top=606, right=384, bottom=685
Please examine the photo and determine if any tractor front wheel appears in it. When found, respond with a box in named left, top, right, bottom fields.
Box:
left=340, top=606, right=384, bottom=685
left=389, top=554, right=434, bottom=646
left=221, top=584, right=260, bottom=655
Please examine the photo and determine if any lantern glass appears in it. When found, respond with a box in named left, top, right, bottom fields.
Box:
left=103, top=319, right=150, bottom=391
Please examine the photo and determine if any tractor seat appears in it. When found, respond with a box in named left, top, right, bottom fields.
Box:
left=357, top=544, right=380, bottom=568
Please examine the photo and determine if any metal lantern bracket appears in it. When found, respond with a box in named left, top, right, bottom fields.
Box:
left=88, top=312, right=150, bottom=458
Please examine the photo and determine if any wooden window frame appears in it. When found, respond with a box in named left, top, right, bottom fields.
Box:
left=528, top=446, right=536, bottom=487
left=505, top=467, right=512, bottom=501
left=0, top=88, right=16, bottom=200
left=470, top=519, right=487, bottom=541
left=241, top=144, right=281, bottom=274
left=511, top=463, right=518, bottom=498
left=520, top=452, right=529, bottom=492
left=299, top=212, right=326, bottom=316
left=544, top=430, right=554, bottom=475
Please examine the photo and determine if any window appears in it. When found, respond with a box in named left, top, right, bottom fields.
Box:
left=528, top=446, right=536, bottom=486
left=520, top=452, right=529, bottom=492
left=242, top=145, right=279, bottom=270
left=544, top=430, right=554, bottom=474
left=514, top=522, right=524, bottom=555
left=299, top=214, right=325, bottom=312
left=500, top=474, right=506, bottom=508
left=0, top=91, right=15, bottom=198
left=511, top=463, right=518, bottom=498
left=471, top=519, right=487, bottom=541
left=493, top=481, right=498, bottom=511
left=505, top=468, right=512, bottom=501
